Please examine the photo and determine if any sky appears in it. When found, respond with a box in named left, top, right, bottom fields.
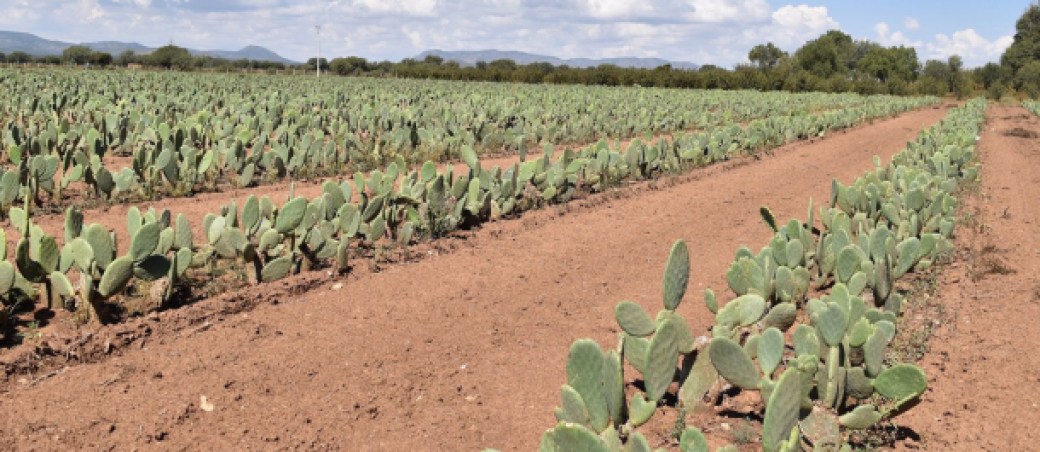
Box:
left=0, top=0, right=1028, bottom=67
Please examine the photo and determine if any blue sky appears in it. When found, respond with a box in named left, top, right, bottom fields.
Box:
left=0, top=1, right=1027, bottom=67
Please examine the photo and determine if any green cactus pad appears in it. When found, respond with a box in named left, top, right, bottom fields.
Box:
left=602, top=350, right=626, bottom=427
left=704, top=288, right=718, bottom=314
left=98, top=256, right=134, bottom=298
left=628, top=394, right=656, bottom=427
left=614, top=301, right=655, bottom=337
left=838, top=404, right=883, bottom=430
left=274, top=197, right=308, bottom=234
left=623, top=334, right=649, bottom=374
left=762, top=367, right=802, bottom=452
left=758, top=327, right=785, bottom=377
left=0, top=261, right=15, bottom=294
left=679, top=347, right=718, bottom=409
left=566, top=339, right=609, bottom=432
left=873, top=364, right=927, bottom=403
left=709, top=337, right=760, bottom=390
left=130, top=221, right=161, bottom=263
left=662, top=240, right=690, bottom=311
left=556, top=385, right=590, bottom=425
left=645, top=319, right=681, bottom=401
left=726, top=257, right=765, bottom=296
left=813, top=303, right=848, bottom=348
left=863, top=321, right=895, bottom=377
left=544, top=423, right=609, bottom=452
left=260, top=255, right=293, bottom=282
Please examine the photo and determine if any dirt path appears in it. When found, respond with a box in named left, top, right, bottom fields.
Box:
left=896, top=105, right=1040, bottom=450
left=0, top=105, right=950, bottom=450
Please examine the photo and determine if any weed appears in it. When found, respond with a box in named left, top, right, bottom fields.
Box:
left=18, top=321, right=42, bottom=344
left=670, top=406, right=688, bottom=442
left=731, top=417, right=758, bottom=445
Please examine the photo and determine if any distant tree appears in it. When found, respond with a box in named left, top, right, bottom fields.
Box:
left=116, top=50, right=137, bottom=66
left=1001, top=4, right=1040, bottom=76
left=748, top=42, right=787, bottom=68
left=794, top=30, right=856, bottom=78
left=149, top=44, right=193, bottom=70
left=89, top=51, right=112, bottom=67
left=0, top=52, right=5, bottom=63
left=330, top=56, right=369, bottom=75
left=62, top=45, right=93, bottom=65
left=37, top=55, right=60, bottom=65
left=304, top=57, right=329, bottom=72
left=973, top=62, right=1009, bottom=90
left=488, top=59, right=517, bottom=71
left=856, top=46, right=919, bottom=83
left=8, top=51, right=31, bottom=64
left=422, top=54, right=444, bottom=65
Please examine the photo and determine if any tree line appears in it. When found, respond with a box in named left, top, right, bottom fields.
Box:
left=5, top=4, right=1040, bottom=99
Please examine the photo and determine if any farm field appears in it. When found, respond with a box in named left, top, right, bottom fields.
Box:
left=0, top=69, right=1033, bottom=451
left=6, top=0, right=1040, bottom=450
left=0, top=62, right=1023, bottom=448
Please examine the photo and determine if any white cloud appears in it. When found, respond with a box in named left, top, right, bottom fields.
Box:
left=765, top=4, right=839, bottom=46
left=904, top=17, right=920, bottom=30
left=926, top=28, right=1013, bottom=66
left=874, top=21, right=922, bottom=48
left=582, top=0, right=653, bottom=19
left=687, top=0, right=770, bottom=23
left=351, top=0, right=438, bottom=16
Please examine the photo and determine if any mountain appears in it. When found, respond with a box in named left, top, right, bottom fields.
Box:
left=416, top=49, right=698, bottom=70
left=0, top=31, right=296, bottom=64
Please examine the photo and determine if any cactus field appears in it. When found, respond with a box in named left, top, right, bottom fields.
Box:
left=0, top=70, right=1037, bottom=450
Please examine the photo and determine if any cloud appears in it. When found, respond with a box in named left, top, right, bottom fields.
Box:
left=874, top=21, right=922, bottom=48
left=350, top=0, right=439, bottom=17
left=904, top=17, right=919, bottom=30
left=926, top=28, right=1013, bottom=66
left=687, top=0, right=770, bottom=23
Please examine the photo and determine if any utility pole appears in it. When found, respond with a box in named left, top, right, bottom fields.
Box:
left=315, top=25, right=322, bottom=79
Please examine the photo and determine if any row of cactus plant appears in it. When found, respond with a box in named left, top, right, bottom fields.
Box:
left=0, top=68, right=936, bottom=214
left=0, top=92, right=944, bottom=340
left=527, top=98, right=986, bottom=451
left=0, top=91, right=938, bottom=339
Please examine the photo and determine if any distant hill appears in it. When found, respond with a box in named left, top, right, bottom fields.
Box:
left=416, top=49, right=698, bottom=70
left=0, top=30, right=296, bottom=64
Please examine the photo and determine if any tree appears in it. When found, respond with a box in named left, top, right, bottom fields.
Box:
left=89, top=51, right=112, bottom=67
left=1001, top=4, right=1040, bottom=76
left=1017, top=60, right=1040, bottom=98
left=305, top=57, right=329, bottom=71
left=62, top=45, right=93, bottom=65
left=8, top=51, right=31, bottom=64
left=148, top=44, right=192, bottom=70
left=856, top=45, right=919, bottom=83
left=116, top=50, right=137, bottom=66
left=794, top=30, right=856, bottom=78
left=749, top=42, right=787, bottom=68
left=330, top=56, right=369, bottom=75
